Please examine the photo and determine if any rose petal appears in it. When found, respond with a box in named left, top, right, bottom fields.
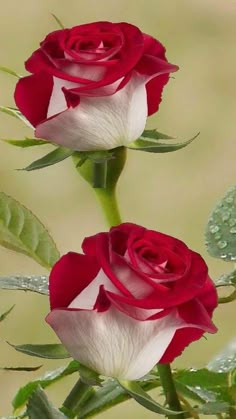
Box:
left=36, top=72, right=148, bottom=151
left=68, top=269, right=119, bottom=310
left=14, top=72, right=53, bottom=127
left=46, top=305, right=184, bottom=380
left=160, top=279, right=218, bottom=363
left=49, top=252, right=99, bottom=310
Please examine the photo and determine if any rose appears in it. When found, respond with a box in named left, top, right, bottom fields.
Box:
left=46, top=223, right=217, bottom=380
left=15, top=21, right=178, bottom=151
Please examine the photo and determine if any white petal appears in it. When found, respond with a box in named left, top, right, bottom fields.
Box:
left=62, top=60, right=107, bottom=81
left=69, top=266, right=160, bottom=320
left=47, top=77, right=78, bottom=118
left=111, top=257, right=153, bottom=298
left=69, top=269, right=118, bottom=310
left=47, top=306, right=184, bottom=380
left=37, top=73, right=148, bottom=151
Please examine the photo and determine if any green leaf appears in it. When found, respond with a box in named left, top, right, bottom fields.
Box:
left=128, top=132, right=199, bottom=153
left=174, top=368, right=236, bottom=405
left=208, top=340, right=236, bottom=373
left=27, top=386, right=67, bottom=418
left=0, top=304, right=14, bottom=321
left=119, top=380, right=181, bottom=416
left=78, top=378, right=160, bottom=418
left=0, top=275, right=49, bottom=295
left=0, top=106, right=33, bottom=128
left=8, top=343, right=70, bottom=359
left=0, top=66, right=21, bottom=78
left=13, top=361, right=79, bottom=410
left=141, top=129, right=174, bottom=140
left=22, top=147, right=73, bottom=171
left=175, top=368, right=228, bottom=389
left=51, top=13, right=65, bottom=29
left=0, top=365, right=42, bottom=372
left=205, top=184, right=236, bottom=261
left=0, top=193, right=60, bottom=269
left=2, top=137, right=49, bottom=147
left=196, top=401, right=230, bottom=414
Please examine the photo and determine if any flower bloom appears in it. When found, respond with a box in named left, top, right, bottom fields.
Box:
left=15, top=21, right=178, bottom=151
left=46, top=223, right=217, bottom=380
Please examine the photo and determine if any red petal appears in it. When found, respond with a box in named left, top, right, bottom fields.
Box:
left=14, top=72, right=53, bottom=127
left=143, top=34, right=166, bottom=58
left=49, top=252, right=100, bottom=310
left=146, top=73, right=169, bottom=115
left=135, top=55, right=178, bottom=116
left=160, top=278, right=218, bottom=363
left=159, top=327, right=205, bottom=363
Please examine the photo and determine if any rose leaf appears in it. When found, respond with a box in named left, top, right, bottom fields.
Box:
left=13, top=361, right=79, bottom=410
left=26, top=386, right=67, bottom=418
left=0, top=192, right=60, bottom=268
left=0, top=275, right=49, bottom=295
left=205, top=184, right=236, bottom=262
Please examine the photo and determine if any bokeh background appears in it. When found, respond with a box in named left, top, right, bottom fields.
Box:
left=0, top=0, right=236, bottom=417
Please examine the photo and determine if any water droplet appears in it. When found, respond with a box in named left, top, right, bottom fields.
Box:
left=229, top=219, right=236, bottom=227
left=209, top=225, right=220, bottom=233
left=226, top=196, right=234, bottom=204
left=218, top=240, right=227, bottom=249
left=220, top=254, right=228, bottom=259
left=214, top=233, right=221, bottom=240
left=230, top=227, right=236, bottom=234
left=222, top=212, right=231, bottom=222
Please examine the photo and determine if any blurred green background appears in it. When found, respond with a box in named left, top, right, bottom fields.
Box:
left=0, top=0, right=236, bottom=417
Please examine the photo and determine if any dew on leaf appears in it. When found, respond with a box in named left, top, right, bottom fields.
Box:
left=225, top=196, right=234, bottom=204
left=222, top=212, right=231, bottom=222
left=217, top=240, right=228, bottom=249
left=209, top=225, right=220, bottom=234
left=230, top=227, right=236, bottom=234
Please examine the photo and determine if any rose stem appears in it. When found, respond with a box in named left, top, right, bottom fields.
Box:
left=94, top=186, right=122, bottom=226
left=62, top=378, right=94, bottom=417
left=157, top=364, right=185, bottom=418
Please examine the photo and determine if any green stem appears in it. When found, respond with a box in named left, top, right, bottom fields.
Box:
left=94, top=187, right=122, bottom=227
left=62, top=378, right=94, bottom=417
left=218, top=289, right=236, bottom=304
left=157, top=364, right=184, bottom=418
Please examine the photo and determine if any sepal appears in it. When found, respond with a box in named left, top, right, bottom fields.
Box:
left=0, top=66, right=21, bottom=78
left=128, top=130, right=199, bottom=153
left=21, top=146, right=73, bottom=171
left=2, top=137, right=48, bottom=147
left=73, top=147, right=126, bottom=190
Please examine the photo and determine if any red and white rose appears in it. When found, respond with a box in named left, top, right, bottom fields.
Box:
left=46, top=223, right=217, bottom=380
left=15, top=21, right=178, bottom=151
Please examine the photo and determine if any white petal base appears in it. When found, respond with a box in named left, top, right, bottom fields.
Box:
left=47, top=306, right=184, bottom=380
left=37, top=74, right=148, bottom=151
